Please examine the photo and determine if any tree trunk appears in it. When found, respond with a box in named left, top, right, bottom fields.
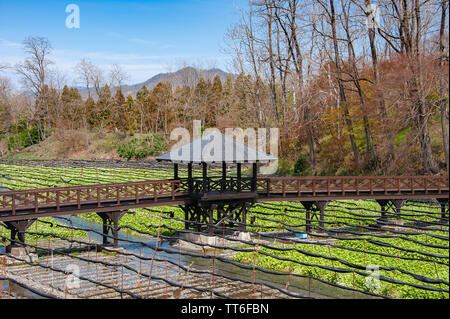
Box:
left=410, top=0, right=438, bottom=173
left=439, top=0, right=449, bottom=172
left=364, top=0, right=395, bottom=163
left=265, top=0, right=279, bottom=125
left=342, top=2, right=377, bottom=167
left=330, top=0, right=359, bottom=164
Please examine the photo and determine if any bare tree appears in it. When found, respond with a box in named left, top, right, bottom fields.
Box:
left=360, top=0, right=395, bottom=163
left=341, top=0, right=377, bottom=166
left=15, top=36, right=53, bottom=96
left=317, top=0, right=360, bottom=164
left=109, top=63, right=130, bottom=91
left=75, top=58, right=94, bottom=98
left=438, top=0, right=449, bottom=172
left=75, top=58, right=105, bottom=99
left=274, top=0, right=317, bottom=166
left=14, top=36, right=54, bottom=136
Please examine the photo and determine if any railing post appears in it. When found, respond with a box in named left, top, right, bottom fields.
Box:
left=188, top=163, right=193, bottom=193
left=12, top=194, right=16, bottom=215
left=77, top=189, right=81, bottom=209
left=34, top=192, right=38, bottom=213
left=312, top=179, right=316, bottom=196
left=171, top=181, right=175, bottom=200
left=438, top=176, right=441, bottom=194
left=237, top=163, right=242, bottom=192
left=56, top=190, right=60, bottom=211
left=135, top=184, right=139, bottom=204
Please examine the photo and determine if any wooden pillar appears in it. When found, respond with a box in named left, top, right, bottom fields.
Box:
left=301, top=202, right=314, bottom=233
left=188, top=162, right=193, bottom=193
left=174, top=163, right=179, bottom=180
left=437, top=199, right=449, bottom=222
left=237, top=163, right=242, bottom=192
left=391, top=199, right=406, bottom=221
left=202, top=162, right=208, bottom=193
left=97, top=211, right=126, bottom=248
left=222, top=162, right=227, bottom=192
left=252, top=162, right=257, bottom=191
left=4, top=219, right=36, bottom=252
left=376, top=200, right=390, bottom=223
left=315, top=201, right=329, bottom=229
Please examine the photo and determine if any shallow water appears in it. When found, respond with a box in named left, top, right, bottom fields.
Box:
left=1, top=212, right=379, bottom=299
left=54, top=216, right=378, bottom=299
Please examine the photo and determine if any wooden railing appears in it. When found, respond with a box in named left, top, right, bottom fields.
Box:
left=0, top=175, right=448, bottom=218
left=255, top=175, right=449, bottom=199
left=179, top=176, right=255, bottom=194
left=0, top=179, right=184, bottom=215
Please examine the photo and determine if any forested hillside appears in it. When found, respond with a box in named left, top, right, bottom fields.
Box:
left=0, top=0, right=448, bottom=176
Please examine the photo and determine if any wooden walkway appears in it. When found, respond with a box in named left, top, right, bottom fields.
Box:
left=1, top=175, right=448, bottom=223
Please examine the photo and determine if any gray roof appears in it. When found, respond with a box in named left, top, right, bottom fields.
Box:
left=156, top=131, right=277, bottom=163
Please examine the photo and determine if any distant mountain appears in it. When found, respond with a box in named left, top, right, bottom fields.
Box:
left=79, top=67, right=231, bottom=99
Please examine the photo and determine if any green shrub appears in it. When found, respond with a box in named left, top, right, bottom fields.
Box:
left=7, top=127, right=42, bottom=151
left=293, top=155, right=307, bottom=175
left=117, top=133, right=167, bottom=160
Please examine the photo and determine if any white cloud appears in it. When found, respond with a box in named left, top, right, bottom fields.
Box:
left=0, top=38, right=22, bottom=48
left=128, top=38, right=155, bottom=45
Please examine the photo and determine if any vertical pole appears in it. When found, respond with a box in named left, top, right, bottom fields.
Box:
left=188, top=163, right=193, bottom=193
left=252, top=162, right=257, bottom=192
left=174, top=163, right=179, bottom=180
left=202, top=162, right=208, bottom=193
left=222, top=162, right=227, bottom=192
left=305, top=209, right=311, bottom=233
left=237, top=163, right=242, bottom=192
left=113, top=215, right=119, bottom=249
left=319, top=207, right=324, bottom=229
left=439, top=200, right=448, bottom=222
left=100, top=215, right=109, bottom=245
left=380, top=204, right=386, bottom=221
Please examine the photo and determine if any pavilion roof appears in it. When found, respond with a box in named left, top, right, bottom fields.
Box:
left=156, top=131, right=277, bottom=163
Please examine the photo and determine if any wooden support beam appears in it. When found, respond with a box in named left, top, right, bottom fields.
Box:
left=376, top=199, right=390, bottom=223
left=4, top=219, right=36, bottom=251
left=391, top=199, right=407, bottom=220
left=202, top=162, right=208, bottom=194
left=97, top=211, right=127, bottom=248
left=237, top=163, right=242, bottom=192
left=188, top=163, right=193, bottom=193
left=437, top=198, right=449, bottom=222
left=174, top=163, right=179, bottom=180
left=252, top=163, right=257, bottom=192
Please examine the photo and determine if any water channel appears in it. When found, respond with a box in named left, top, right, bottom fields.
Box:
left=0, top=201, right=378, bottom=299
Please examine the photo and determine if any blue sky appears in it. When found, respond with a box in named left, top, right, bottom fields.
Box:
left=0, top=0, right=248, bottom=87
